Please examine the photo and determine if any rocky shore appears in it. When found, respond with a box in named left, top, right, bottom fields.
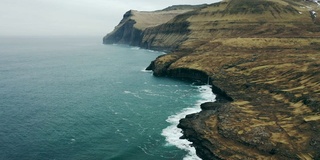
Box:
left=104, top=0, right=320, bottom=159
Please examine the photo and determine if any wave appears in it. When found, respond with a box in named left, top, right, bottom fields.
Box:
left=123, top=90, right=143, bottom=99
left=130, top=47, right=140, bottom=50
left=161, top=85, right=216, bottom=160
left=129, top=46, right=166, bottom=54
left=141, top=68, right=153, bottom=73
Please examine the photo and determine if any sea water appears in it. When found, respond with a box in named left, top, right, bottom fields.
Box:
left=0, top=36, right=215, bottom=160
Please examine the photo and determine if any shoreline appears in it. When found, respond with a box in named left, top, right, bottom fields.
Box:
left=161, top=84, right=215, bottom=160
left=132, top=43, right=220, bottom=159
left=103, top=0, right=320, bottom=158
left=124, top=43, right=231, bottom=159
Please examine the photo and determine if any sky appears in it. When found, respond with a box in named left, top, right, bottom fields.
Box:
left=0, top=0, right=221, bottom=37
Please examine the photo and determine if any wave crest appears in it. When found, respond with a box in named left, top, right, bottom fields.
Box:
left=161, top=85, right=215, bottom=160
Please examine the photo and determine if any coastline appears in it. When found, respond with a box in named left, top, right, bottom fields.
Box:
left=161, top=85, right=215, bottom=160
left=103, top=0, right=320, bottom=158
left=140, top=44, right=219, bottom=159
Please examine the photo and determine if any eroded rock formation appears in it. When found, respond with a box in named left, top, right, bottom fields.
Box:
left=104, top=0, right=320, bottom=159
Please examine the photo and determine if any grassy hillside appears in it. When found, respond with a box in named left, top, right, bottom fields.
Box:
left=149, top=0, right=320, bottom=159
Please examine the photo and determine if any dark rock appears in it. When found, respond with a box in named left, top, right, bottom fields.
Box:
left=200, top=102, right=222, bottom=110
left=167, top=68, right=209, bottom=84
left=145, top=60, right=155, bottom=71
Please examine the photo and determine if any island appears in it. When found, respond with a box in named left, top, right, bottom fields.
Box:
left=103, top=0, right=320, bottom=159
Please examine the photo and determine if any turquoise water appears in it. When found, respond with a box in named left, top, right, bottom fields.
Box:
left=0, top=37, right=214, bottom=160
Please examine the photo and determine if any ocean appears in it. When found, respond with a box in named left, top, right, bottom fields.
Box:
left=0, top=36, right=215, bottom=160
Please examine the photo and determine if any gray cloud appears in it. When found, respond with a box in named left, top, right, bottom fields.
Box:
left=0, top=0, right=220, bottom=36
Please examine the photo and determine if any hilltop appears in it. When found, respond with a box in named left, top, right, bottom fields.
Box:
left=104, top=0, right=320, bottom=159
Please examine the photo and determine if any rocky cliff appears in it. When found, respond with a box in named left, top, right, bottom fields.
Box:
left=105, top=0, right=320, bottom=159
left=103, top=5, right=205, bottom=51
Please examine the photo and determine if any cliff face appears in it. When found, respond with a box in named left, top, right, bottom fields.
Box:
left=105, top=0, right=320, bottom=159
left=103, top=5, right=204, bottom=51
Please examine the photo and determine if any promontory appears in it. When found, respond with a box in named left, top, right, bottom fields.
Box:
left=103, top=0, right=320, bottom=159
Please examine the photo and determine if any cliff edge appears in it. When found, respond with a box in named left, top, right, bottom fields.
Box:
left=104, top=0, right=320, bottom=159
left=103, top=5, right=205, bottom=51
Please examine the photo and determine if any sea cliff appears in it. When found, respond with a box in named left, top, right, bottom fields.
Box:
left=104, top=0, right=320, bottom=159
left=103, top=5, right=204, bottom=52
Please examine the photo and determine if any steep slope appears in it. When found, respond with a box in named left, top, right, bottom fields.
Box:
left=105, top=0, right=320, bottom=159
left=103, top=5, right=205, bottom=51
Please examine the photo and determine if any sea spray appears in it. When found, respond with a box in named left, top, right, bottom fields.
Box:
left=161, top=85, right=216, bottom=160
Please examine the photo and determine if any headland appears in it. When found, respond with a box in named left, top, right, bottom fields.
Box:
left=104, top=0, right=320, bottom=159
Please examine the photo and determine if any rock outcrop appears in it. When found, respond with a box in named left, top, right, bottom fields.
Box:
left=105, top=0, right=320, bottom=159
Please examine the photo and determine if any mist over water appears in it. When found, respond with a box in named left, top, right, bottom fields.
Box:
left=0, top=37, right=214, bottom=160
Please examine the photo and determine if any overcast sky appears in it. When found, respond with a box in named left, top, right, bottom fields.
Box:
left=0, top=0, right=221, bottom=37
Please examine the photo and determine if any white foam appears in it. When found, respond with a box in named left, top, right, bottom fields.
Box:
left=129, top=46, right=167, bottom=55
left=124, top=91, right=131, bottom=94
left=130, top=47, right=140, bottom=50
left=161, top=85, right=215, bottom=160
left=123, top=90, right=142, bottom=99
left=141, top=68, right=153, bottom=73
